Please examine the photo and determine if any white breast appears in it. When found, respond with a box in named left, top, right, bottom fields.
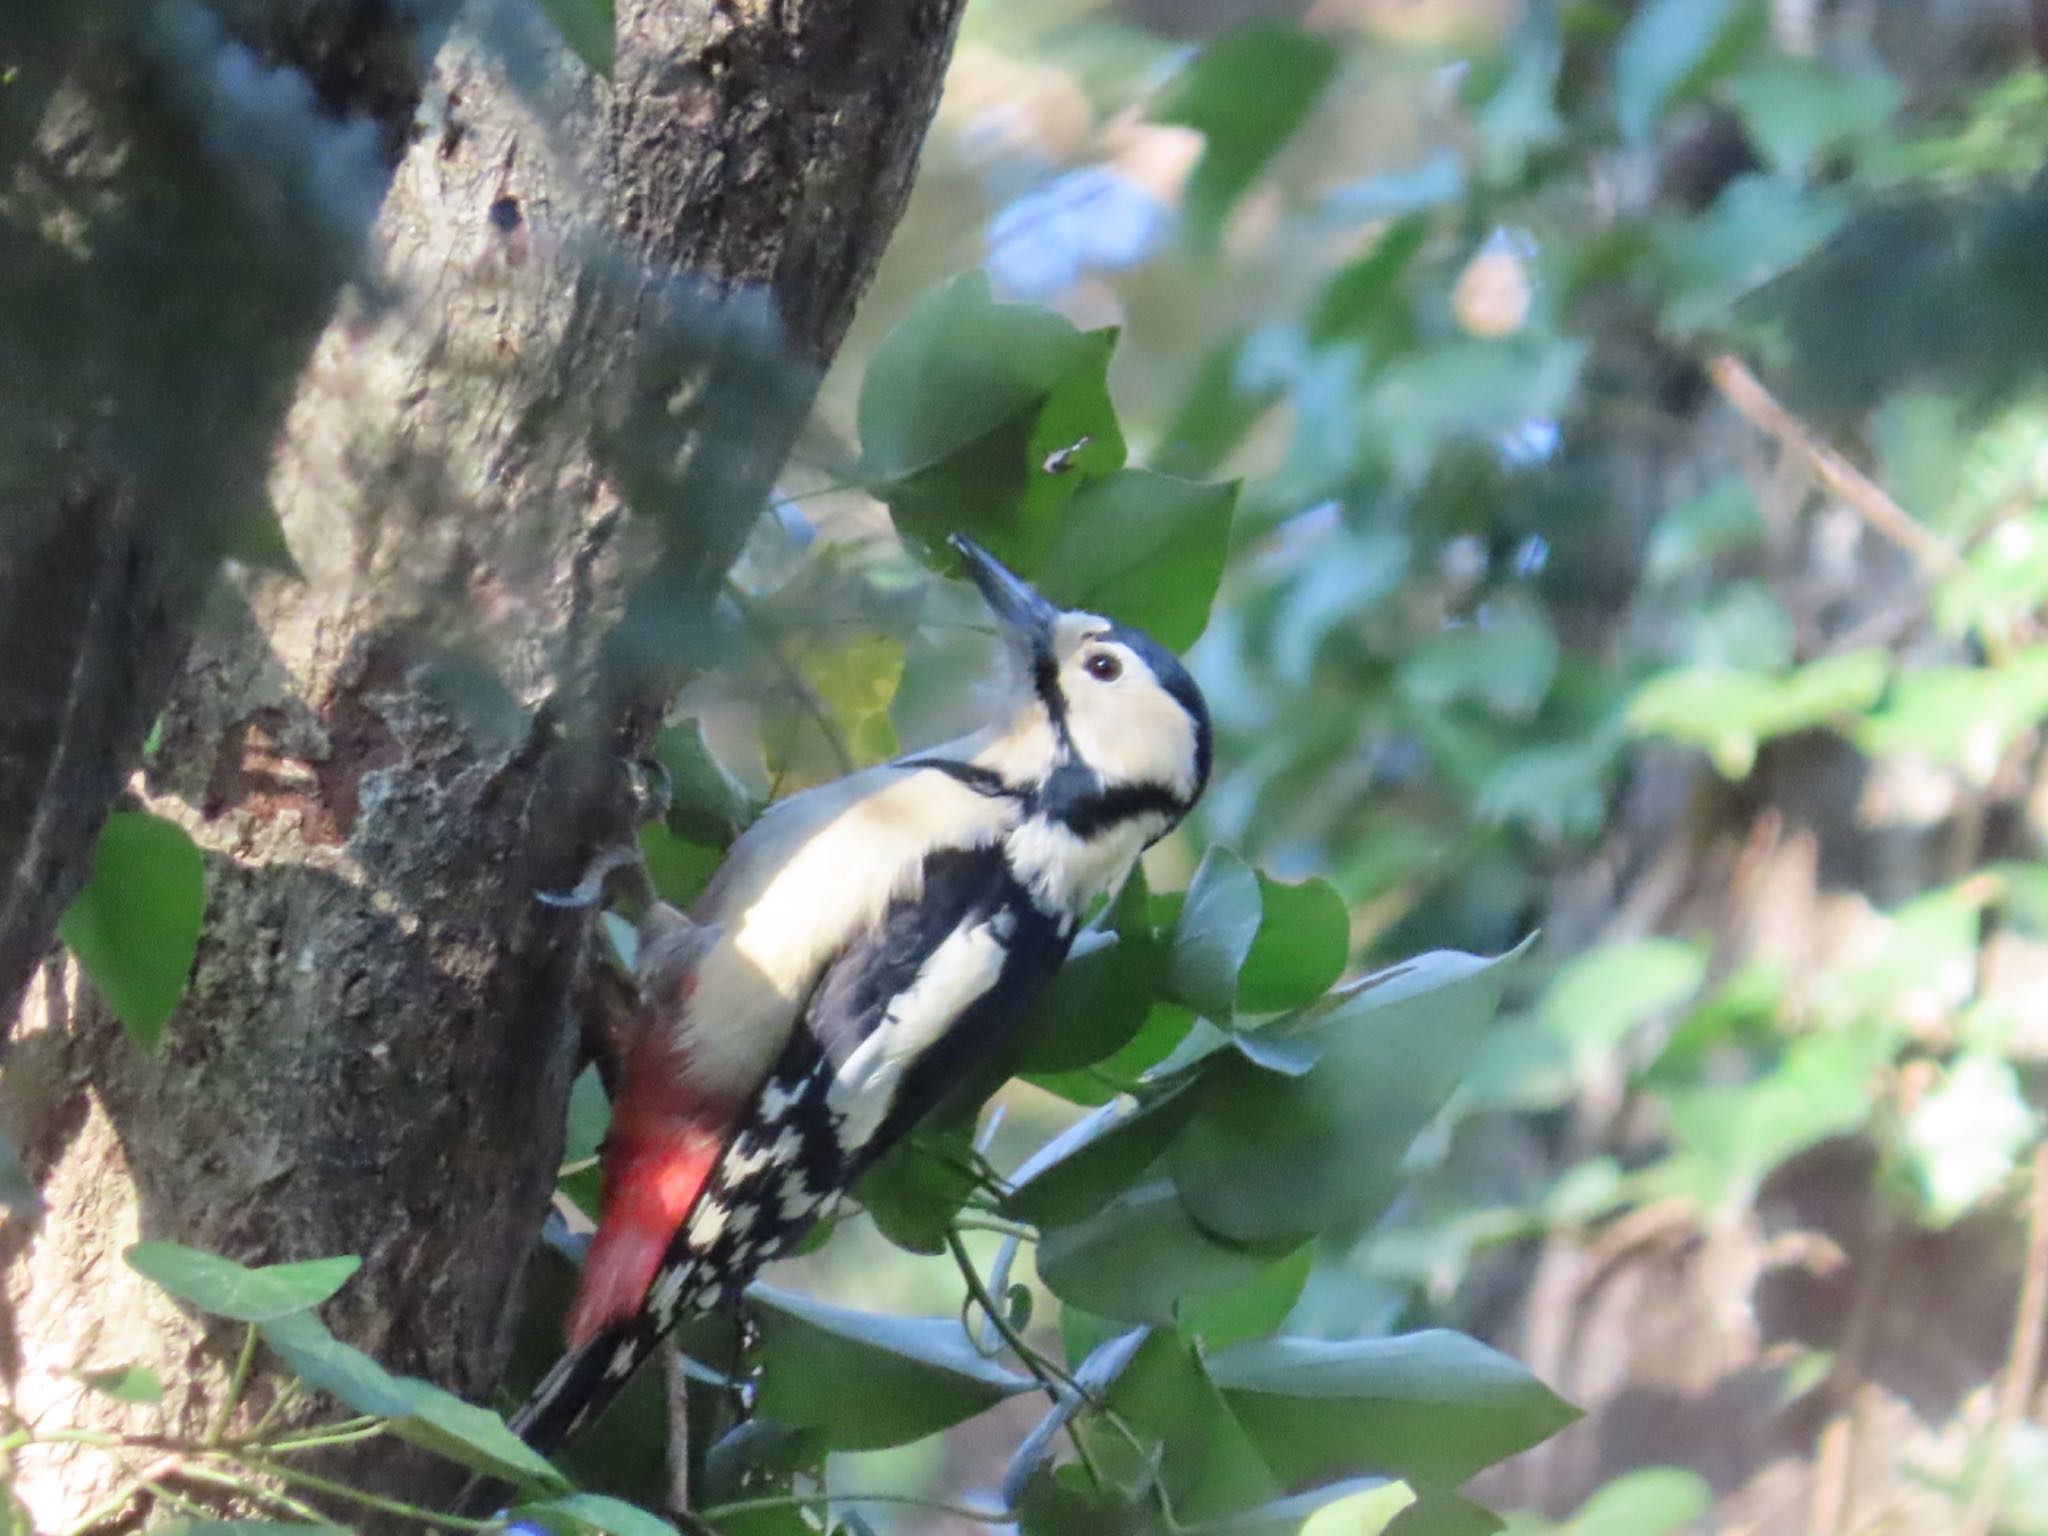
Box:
left=1005, top=811, right=1164, bottom=918
left=826, top=908, right=1013, bottom=1147
left=677, top=765, right=1019, bottom=1092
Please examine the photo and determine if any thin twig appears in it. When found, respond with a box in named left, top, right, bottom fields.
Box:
left=1962, top=1141, right=2048, bottom=1536
left=1808, top=1219, right=1898, bottom=1536
left=1705, top=353, right=1964, bottom=579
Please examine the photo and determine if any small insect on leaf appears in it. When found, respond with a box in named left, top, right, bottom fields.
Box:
left=1043, top=436, right=1093, bottom=474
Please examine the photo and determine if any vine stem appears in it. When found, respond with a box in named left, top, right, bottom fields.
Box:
left=946, top=1227, right=1109, bottom=1494
left=205, top=1324, right=262, bottom=1448
left=236, top=1455, right=501, bottom=1531
left=945, top=1230, right=1082, bottom=1399
left=697, top=1487, right=1013, bottom=1524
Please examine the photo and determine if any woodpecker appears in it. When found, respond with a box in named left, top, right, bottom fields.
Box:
left=510, top=534, right=1211, bottom=1453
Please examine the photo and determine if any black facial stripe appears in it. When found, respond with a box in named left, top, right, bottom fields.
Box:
left=903, top=757, right=1022, bottom=800
left=1047, top=780, right=1188, bottom=838
left=1032, top=652, right=1074, bottom=750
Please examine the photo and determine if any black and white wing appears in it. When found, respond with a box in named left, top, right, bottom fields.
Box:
left=511, top=843, right=1071, bottom=1454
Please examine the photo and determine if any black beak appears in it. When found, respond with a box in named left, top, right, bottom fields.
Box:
left=949, top=534, right=1059, bottom=652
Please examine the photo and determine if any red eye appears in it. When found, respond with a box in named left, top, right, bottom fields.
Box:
left=1084, top=652, right=1122, bottom=682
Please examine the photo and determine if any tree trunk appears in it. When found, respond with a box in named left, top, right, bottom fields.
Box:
left=0, top=0, right=964, bottom=1524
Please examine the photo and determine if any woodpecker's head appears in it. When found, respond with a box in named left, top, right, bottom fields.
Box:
left=949, top=534, right=1212, bottom=825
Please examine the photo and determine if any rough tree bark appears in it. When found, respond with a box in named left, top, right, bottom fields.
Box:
left=0, top=0, right=965, bottom=1524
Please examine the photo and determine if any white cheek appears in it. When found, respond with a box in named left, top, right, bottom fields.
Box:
left=1064, top=684, right=1198, bottom=796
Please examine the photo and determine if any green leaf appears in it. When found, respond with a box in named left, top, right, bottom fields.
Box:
left=1175, top=1240, right=1315, bottom=1351
left=1232, top=1480, right=1416, bottom=1536
left=74, top=1363, right=164, bottom=1404
left=1543, top=1467, right=1711, bottom=1536
left=1398, top=598, right=1558, bottom=720
left=1537, top=939, right=1706, bottom=1071
left=859, top=275, right=1125, bottom=574
left=1008, top=926, right=1162, bottom=1076
left=856, top=1126, right=980, bottom=1255
left=1612, top=0, right=1753, bottom=145
left=1388, top=1493, right=1505, bottom=1536
left=654, top=720, right=755, bottom=847
left=1651, top=1030, right=1891, bottom=1208
left=1035, top=1181, right=1290, bottom=1324
left=1475, top=737, right=1617, bottom=841
left=1727, top=58, right=1900, bottom=176
left=511, top=1493, right=681, bottom=1536
left=1207, top=1330, right=1578, bottom=1490
left=125, top=1244, right=359, bottom=1323
left=1014, top=1464, right=1147, bottom=1536
left=1039, top=470, right=1238, bottom=652
left=564, top=1065, right=610, bottom=1169
left=1627, top=648, right=1888, bottom=777
left=1237, top=873, right=1349, bottom=1015
left=1104, top=1330, right=1282, bottom=1521
left=1168, top=847, right=1265, bottom=1019
left=1004, top=1088, right=1197, bottom=1228
left=534, top=0, right=613, bottom=77
left=258, top=1310, right=566, bottom=1489
left=1167, top=947, right=1525, bottom=1246
left=638, top=824, right=722, bottom=911
left=58, top=810, right=206, bottom=1048
left=1653, top=175, right=1849, bottom=334
left=1856, top=652, right=2048, bottom=782
left=1646, top=475, right=1762, bottom=581
left=748, top=1284, right=1032, bottom=1449
left=0, top=1130, right=41, bottom=1219
left=1153, top=22, right=1341, bottom=253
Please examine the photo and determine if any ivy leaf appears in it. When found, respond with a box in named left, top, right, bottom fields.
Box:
left=1613, top=0, right=1755, bottom=145
left=1728, top=58, right=1900, bottom=176
left=74, top=1363, right=164, bottom=1404
left=1653, top=176, right=1850, bottom=334
left=1628, top=648, right=1888, bottom=777
left=535, top=0, right=614, bottom=77
left=259, top=1311, right=567, bottom=1490
left=1647, top=475, right=1763, bottom=581
left=1398, top=598, right=1559, bottom=721
left=1153, top=22, right=1341, bottom=253
left=1167, top=945, right=1526, bottom=1246
left=859, top=275, right=1125, bottom=575
left=125, top=1243, right=359, bottom=1323
left=1236, top=873, right=1348, bottom=1015
left=1207, top=1330, right=1579, bottom=1490
left=654, top=720, right=755, bottom=848
left=1539, top=1468, right=1712, bottom=1536
left=748, top=1284, right=1032, bottom=1449
left=1039, top=470, right=1239, bottom=652
left=856, top=1125, right=980, bottom=1255
left=58, top=810, right=206, bottom=1048
left=1034, top=1181, right=1292, bottom=1324
left=1008, top=928, right=1163, bottom=1076
left=1167, top=847, right=1264, bottom=1019
left=510, top=1494, right=680, bottom=1536
left=1003, top=1088, right=1197, bottom=1228
left=1228, top=1479, right=1416, bottom=1536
